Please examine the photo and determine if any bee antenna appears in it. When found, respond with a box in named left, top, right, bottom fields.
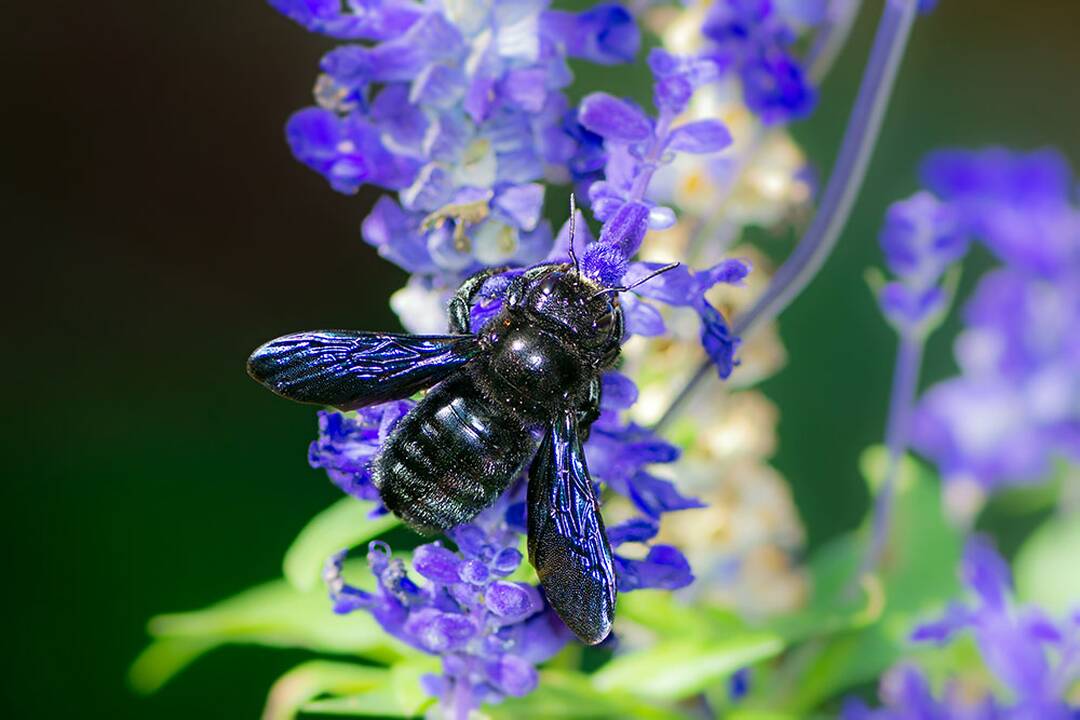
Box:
left=586, top=262, right=681, bottom=301
left=567, top=194, right=581, bottom=278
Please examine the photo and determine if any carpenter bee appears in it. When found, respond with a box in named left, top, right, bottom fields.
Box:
left=246, top=212, right=676, bottom=645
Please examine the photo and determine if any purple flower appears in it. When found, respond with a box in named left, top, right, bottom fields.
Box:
left=912, top=267, right=1080, bottom=499
left=272, top=0, right=644, bottom=288
left=841, top=664, right=1003, bottom=720
left=269, top=0, right=424, bottom=41
left=285, top=108, right=421, bottom=194
left=848, top=537, right=1080, bottom=719
left=920, top=147, right=1079, bottom=279
left=622, top=259, right=751, bottom=378
left=576, top=51, right=733, bottom=285
left=904, top=148, right=1080, bottom=504
left=540, top=4, right=640, bottom=65
left=701, top=0, right=817, bottom=124
left=272, top=4, right=758, bottom=715
left=875, top=191, right=967, bottom=335
left=569, top=50, right=747, bottom=376
left=323, top=493, right=570, bottom=716
left=308, top=404, right=412, bottom=504
left=312, top=378, right=701, bottom=714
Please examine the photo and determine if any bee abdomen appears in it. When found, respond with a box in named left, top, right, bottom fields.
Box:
left=373, top=373, right=537, bottom=534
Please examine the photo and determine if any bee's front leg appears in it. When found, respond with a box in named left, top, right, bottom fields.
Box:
left=576, top=376, right=602, bottom=442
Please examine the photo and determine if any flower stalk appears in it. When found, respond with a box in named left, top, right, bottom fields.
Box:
left=863, top=330, right=924, bottom=572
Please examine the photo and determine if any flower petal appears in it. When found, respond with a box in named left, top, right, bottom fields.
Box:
left=578, top=92, right=652, bottom=143
left=607, top=517, right=659, bottom=546
left=600, top=371, right=639, bottom=410
left=485, top=581, right=542, bottom=622
left=698, top=298, right=740, bottom=379
left=615, top=545, right=694, bottom=592
left=413, top=543, right=463, bottom=584
left=541, top=4, right=640, bottom=65
left=667, top=120, right=733, bottom=154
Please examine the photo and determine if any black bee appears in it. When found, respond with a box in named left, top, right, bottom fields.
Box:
left=246, top=217, right=675, bottom=645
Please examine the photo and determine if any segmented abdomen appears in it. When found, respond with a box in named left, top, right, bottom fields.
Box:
left=373, top=372, right=537, bottom=534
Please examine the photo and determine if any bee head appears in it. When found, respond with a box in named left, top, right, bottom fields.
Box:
left=516, top=261, right=680, bottom=362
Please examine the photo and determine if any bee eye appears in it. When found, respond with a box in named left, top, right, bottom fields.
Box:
left=594, top=310, right=615, bottom=333
left=538, top=273, right=560, bottom=296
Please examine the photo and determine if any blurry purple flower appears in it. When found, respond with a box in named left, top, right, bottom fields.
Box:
left=842, top=663, right=1003, bottom=720
left=729, top=667, right=751, bottom=701
left=911, top=268, right=1080, bottom=497
left=880, top=192, right=966, bottom=287
left=541, top=4, right=640, bottom=65
left=740, top=49, right=816, bottom=125
left=701, top=0, right=817, bottom=124
left=270, top=0, right=424, bottom=41
left=846, top=536, right=1080, bottom=719
left=909, top=148, right=1080, bottom=502
left=875, top=191, right=967, bottom=335
left=921, top=147, right=1080, bottom=279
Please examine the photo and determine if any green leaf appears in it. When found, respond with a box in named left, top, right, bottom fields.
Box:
left=616, top=590, right=746, bottom=640
left=491, top=670, right=695, bottom=719
left=768, top=447, right=963, bottom=712
left=284, top=497, right=400, bottom=592
left=130, top=560, right=406, bottom=694
left=1015, top=512, right=1080, bottom=616
left=128, top=637, right=218, bottom=695
left=591, top=634, right=783, bottom=701
left=390, top=657, right=441, bottom=716
left=297, top=659, right=439, bottom=720
left=263, top=661, right=388, bottom=720
left=301, top=689, right=420, bottom=718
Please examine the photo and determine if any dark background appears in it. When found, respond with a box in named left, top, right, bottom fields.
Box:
left=4, top=2, right=1078, bottom=717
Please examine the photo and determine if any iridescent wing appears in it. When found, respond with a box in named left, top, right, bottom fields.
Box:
left=528, top=410, right=617, bottom=645
left=247, top=330, right=480, bottom=410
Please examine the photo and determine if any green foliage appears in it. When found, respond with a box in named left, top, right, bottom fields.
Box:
left=284, top=498, right=401, bottom=592
left=1015, top=510, right=1080, bottom=616
left=493, top=670, right=695, bottom=719
left=593, top=634, right=784, bottom=700
left=131, top=446, right=978, bottom=718
left=264, top=661, right=394, bottom=720
left=747, top=447, right=963, bottom=713
left=129, top=559, right=402, bottom=695
left=292, top=658, right=438, bottom=718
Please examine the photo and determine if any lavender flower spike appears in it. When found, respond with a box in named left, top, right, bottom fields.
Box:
left=911, top=148, right=1080, bottom=518
left=846, top=536, right=1080, bottom=718
left=324, top=493, right=572, bottom=720
left=863, top=191, right=967, bottom=572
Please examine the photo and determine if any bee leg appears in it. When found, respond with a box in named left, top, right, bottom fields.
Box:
left=448, top=266, right=513, bottom=334
left=576, top=376, right=602, bottom=442
left=598, top=311, right=624, bottom=369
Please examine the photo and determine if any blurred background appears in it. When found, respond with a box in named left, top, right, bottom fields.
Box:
left=5, top=1, right=1078, bottom=717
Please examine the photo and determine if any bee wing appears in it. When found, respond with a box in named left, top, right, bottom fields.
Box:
left=247, top=331, right=480, bottom=410
left=528, top=410, right=617, bottom=645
